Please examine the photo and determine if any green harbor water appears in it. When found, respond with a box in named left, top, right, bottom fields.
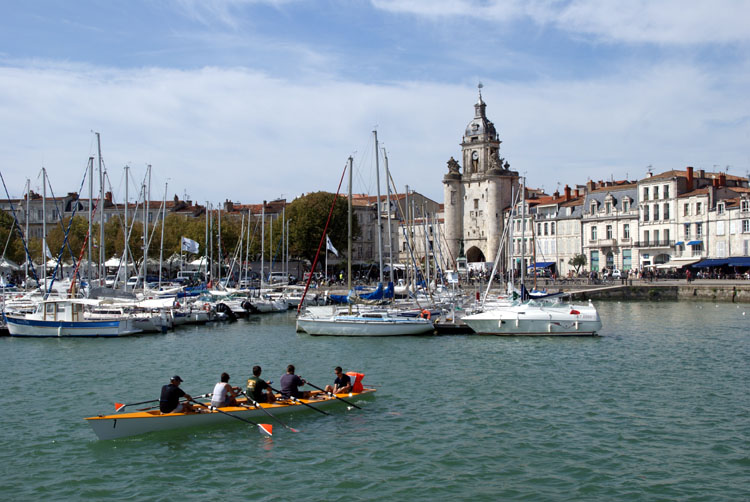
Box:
left=1, top=301, right=749, bottom=501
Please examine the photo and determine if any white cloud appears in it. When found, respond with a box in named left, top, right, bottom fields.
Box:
left=0, top=59, right=747, bottom=206
left=371, top=0, right=750, bottom=45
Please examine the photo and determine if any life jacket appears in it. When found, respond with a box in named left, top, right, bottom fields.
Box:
left=346, top=372, right=364, bottom=393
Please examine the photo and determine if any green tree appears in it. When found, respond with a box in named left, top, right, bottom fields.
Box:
left=569, top=253, right=587, bottom=274
left=286, top=192, right=358, bottom=263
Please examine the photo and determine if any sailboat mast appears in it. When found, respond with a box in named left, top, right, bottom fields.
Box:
left=260, top=201, right=265, bottom=290
left=144, top=164, right=151, bottom=293
left=347, top=156, right=353, bottom=315
left=520, top=177, right=526, bottom=287
left=25, top=178, right=30, bottom=285
left=41, top=167, right=47, bottom=291
left=124, top=165, right=129, bottom=289
left=373, top=130, right=384, bottom=283
left=158, top=181, right=167, bottom=290
left=217, top=206, right=222, bottom=287
left=97, top=132, right=104, bottom=283
left=383, top=148, right=394, bottom=285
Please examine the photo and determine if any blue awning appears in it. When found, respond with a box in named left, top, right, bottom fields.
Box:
left=687, top=240, right=703, bottom=246
left=728, top=257, right=750, bottom=267
left=528, top=261, right=555, bottom=269
left=692, top=259, right=729, bottom=268
left=674, top=241, right=684, bottom=246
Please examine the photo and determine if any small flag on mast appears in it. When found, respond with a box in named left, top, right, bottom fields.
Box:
left=326, top=235, right=339, bottom=257
left=181, top=237, right=200, bottom=254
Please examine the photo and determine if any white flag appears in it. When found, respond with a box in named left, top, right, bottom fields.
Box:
left=326, top=235, right=339, bottom=257
left=181, top=236, right=200, bottom=254
left=44, top=242, right=54, bottom=259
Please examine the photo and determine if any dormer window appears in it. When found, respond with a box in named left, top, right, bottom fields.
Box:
left=622, top=199, right=630, bottom=212
left=718, top=203, right=725, bottom=214
left=742, top=200, right=749, bottom=212
left=590, top=201, right=597, bottom=214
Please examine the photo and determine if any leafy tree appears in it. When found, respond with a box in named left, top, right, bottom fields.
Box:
left=0, top=210, right=26, bottom=264
left=569, top=253, right=587, bottom=274
left=286, top=192, right=358, bottom=263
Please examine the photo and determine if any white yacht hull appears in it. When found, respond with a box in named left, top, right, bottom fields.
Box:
left=296, top=315, right=434, bottom=336
left=462, top=302, right=602, bottom=336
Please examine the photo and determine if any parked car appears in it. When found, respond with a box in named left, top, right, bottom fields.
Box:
left=610, top=269, right=622, bottom=279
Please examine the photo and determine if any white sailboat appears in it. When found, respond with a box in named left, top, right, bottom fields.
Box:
left=296, top=147, right=434, bottom=336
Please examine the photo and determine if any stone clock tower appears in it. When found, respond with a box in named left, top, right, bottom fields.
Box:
left=443, top=87, right=519, bottom=267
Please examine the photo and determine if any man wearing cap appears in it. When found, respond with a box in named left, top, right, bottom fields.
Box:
left=160, top=375, right=195, bottom=414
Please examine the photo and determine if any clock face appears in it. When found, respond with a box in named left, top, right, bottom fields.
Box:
left=472, top=151, right=479, bottom=160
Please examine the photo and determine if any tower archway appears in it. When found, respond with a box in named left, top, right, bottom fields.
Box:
left=466, top=246, right=486, bottom=263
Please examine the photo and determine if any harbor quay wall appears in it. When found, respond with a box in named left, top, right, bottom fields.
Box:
left=566, top=283, right=750, bottom=303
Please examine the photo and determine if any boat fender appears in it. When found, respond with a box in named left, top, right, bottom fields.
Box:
left=570, top=309, right=580, bottom=315
left=346, top=372, right=365, bottom=393
left=419, top=309, right=431, bottom=320
left=174, top=301, right=180, bottom=309
left=203, top=303, right=211, bottom=311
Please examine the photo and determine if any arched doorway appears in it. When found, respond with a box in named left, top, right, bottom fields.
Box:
left=466, top=246, right=486, bottom=263
left=606, top=252, right=614, bottom=270
left=654, top=253, right=670, bottom=265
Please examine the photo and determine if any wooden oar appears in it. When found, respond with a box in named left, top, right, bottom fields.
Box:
left=239, top=391, right=300, bottom=433
left=269, top=386, right=329, bottom=416
left=115, top=393, right=211, bottom=412
left=189, top=399, right=273, bottom=437
left=306, top=382, right=362, bottom=409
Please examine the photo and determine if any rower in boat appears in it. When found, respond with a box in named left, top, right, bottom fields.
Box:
left=246, top=365, right=276, bottom=404
left=210, top=372, right=240, bottom=408
left=280, top=364, right=313, bottom=400
left=159, top=375, right=195, bottom=413
left=324, top=366, right=352, bottom=395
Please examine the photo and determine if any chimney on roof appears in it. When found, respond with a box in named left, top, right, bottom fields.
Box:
left=174, top=194, right=179, bottom=203
left=587, top=180, right=595, bottom=192
left=574, top=188, right=580, bottom=198
left=225, top=200, right=234, bottom=212
left=686, top=166, right=694, bottom=190
left=698, top=169, right=705, bottom=179
left=719, top=173, right=726, bottom=187
left=553, top=190, right=560, bottom=198
left=712, top=178, right=719, bottom=188
left=105, top=191, right=113, bottom=203
left=564, top=185, right=571, bottom=201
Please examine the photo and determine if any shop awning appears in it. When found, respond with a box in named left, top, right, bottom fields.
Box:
left=528, top=261, right=555, bottom=269
left=728, top=257, right=750, bottom=267
left=674, top=241, right=684, bottom=246
left=692, top=259, right=729, bottom=268
left=687, top=240, right=703, bottom=246
left=656, top=258, right=700, bottom=269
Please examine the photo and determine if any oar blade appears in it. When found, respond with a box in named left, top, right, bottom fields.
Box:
left=258, top=424, right=273, bottom=437
left=115, top=402, right=126, bottom=412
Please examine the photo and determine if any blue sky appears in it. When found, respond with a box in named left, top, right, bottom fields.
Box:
left=1, top=0, right=749, bottom=205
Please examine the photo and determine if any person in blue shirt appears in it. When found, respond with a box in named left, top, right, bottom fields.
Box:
left=325, top=366, right=352, bottom=395
left=280, top=364, right=312, bottom=400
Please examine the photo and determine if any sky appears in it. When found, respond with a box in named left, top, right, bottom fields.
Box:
left=1, top=0, right=749, bottom=207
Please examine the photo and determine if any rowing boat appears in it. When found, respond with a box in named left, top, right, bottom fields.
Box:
left=85, top=389, right=376, bottom=440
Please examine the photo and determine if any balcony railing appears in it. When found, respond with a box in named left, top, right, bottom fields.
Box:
left=633, top=240, right=675, bottom=248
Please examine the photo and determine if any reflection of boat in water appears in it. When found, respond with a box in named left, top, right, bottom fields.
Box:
left=462, top=298, right=602, bottom=336
left=86, top=388, right=376, bottom=440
